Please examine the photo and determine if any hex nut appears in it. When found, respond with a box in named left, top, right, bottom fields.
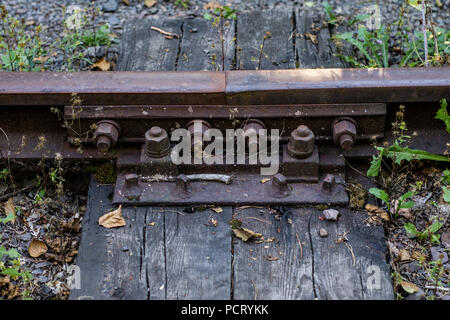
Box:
left=332, top=118, right=357, bottom=151
left=287, top=125, right=315, bottom=159
left=145, top=126, right=170, bottom=158
left=93, top=120, right=121, bottom=152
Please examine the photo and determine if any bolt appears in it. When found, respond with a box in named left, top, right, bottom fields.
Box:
left=145, top=126, right=170, bottom=158
left=125, top=174, right=139, bottom=188
left=271, top=173, right=290, bottom=198
left=322, top=174, right=335, bottom=193
left=243, top=119, right=265, bottom=154
left=176, top=174, right=192, bottom=197
left=93, top=120, right=121, bottom=152
left=287, top=125, right=315, bottom=159
left=332, top=118, right=357, bottom=151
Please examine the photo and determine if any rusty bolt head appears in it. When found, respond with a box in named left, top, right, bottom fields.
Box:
left=332, top=118, right=357, bottom=151
left=145, top=126, right=170, bottom=158
left=287, top=125, right=315, bottom=159
left=93, top=120, right=121, bottom=152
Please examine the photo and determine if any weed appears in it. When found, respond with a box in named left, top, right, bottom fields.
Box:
left=0, top=5, right=46, bottom=71
left=0, top=168, right=9, bottom=182
left=404, top=218, right=443, bottom=243
left=322, top=1, right=337, bottom=25
left=174, top=0, right=190, bottom=9
left=435, top=99, right=449, bottom=134
left=369, top=187, right=415, bottom=219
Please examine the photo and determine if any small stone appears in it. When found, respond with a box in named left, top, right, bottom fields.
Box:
left=103, top=0, right=119, bottom=12
left=150, top=8, right=159, bottom=14
left=442, top=232, right=450, bottom=249
left=122, top=246, right=129, bottom=252
left=319, top=228, right=328, bottom=237
left=38, top=276, right=49, bottom=283
left=35, top=262, right=50, bottom=268
left=323, top=209, right=339, bottom=221
left=431, top=246, right=448, bottom=263
left=405, top=262, right=422, bottom=273
left=190, top=28, right=198, bottom=33
left=108, top=15, right=121, bottom=26
left=404, top=289, right=426, bottom=300
left=32, top=268, right=43, bottom=275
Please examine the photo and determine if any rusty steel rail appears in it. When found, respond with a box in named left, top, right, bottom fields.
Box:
left=0, top=67, right=449, bottom=106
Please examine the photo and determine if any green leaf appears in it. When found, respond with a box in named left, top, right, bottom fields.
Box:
left=435, top=99, right=450, bottom=134
left=431, top=234, right=440, bottom=244
left=384, top=144, right=450, bottom=164
left=1, top=267, right=21, bottom=279
left=369, top=188, right=390, bottom=207
left=203, top=13, right=213, bottom=20
left=407, top=0, right=422, bottom=11
left=400, top=200, right=415, bottom=209
left=348, top=14, right=371, bottom=26
left=404, top=222, right=418, bottom=236
left=429, top=220, right=443, bottom=234
left=443, top=186, right=450, bottom=203
left=367, top=149, right=385, bottom=177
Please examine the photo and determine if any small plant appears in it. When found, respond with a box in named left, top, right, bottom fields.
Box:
left=204, top=6, right=236, bottom=71
left=33, top=189, right=46, bottom=205
left=435, top=99, right=449, bottom=134
left=336, top=24, right=390, bottom=68
left=404, top=219, right=443, bottom=243
left=322, top=1, right=337, bottom=25
left=174, top=0, right=190, bottom=9
left=367, top=105, right=450, bottom=178
left=55, top=5, right=114, bottom=71
left=0, top=5, right=46, bottom=71
left=369, top=187, right=415, bottom=218
left=440, top=169, right=450, bottom=203
left=0, top=168, right=9, bottom=182
left=0, top=216, right=33, bottom=299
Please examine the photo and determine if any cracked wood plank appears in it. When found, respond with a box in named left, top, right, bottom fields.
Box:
left=177, top=17, right=235, bottom=71
left=236, top=10, right=296, bottom=70
left=233, top=207, right=314, bottom=299
left=309, top=208, right=394, bottom=300
left=162, top=207, right=233, bottom=299
left=295, top=9, right=345, bottom=68
left=70, top=179, right=148, bottom=299
left=117, top=18, right=183, bottom=71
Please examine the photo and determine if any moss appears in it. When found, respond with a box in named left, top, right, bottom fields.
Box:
left=83, top=162, right=116, bottom=184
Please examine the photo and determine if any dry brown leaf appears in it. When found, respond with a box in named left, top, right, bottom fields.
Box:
left=305, top=32, right=318, bottom=44
left=210, top=207, right=223, bottom=213
left=99, top=205, right=126, bottom=228
left=28, top=238, right=48, bottom=258
left=365, top=204, right=390, bottom=221
left=411, top=251, right=426, bottom=261
left=260, top=178, right=270, bottom=184
left=209, top=218, right=218, bottom=227
left=33, top=56, right=49, bottom=63
left=148, top=222, right=156, bottom=227
left=4, top=198, right=16, bottom=224
left=401, top=281, right=419, bottom=294
left=399, top=249, right=412, bottom=262
left=204, top=1, right=222, bottom=10
left=145, top=0, right=157, bottom=8
left=91, top=58, right=111, bottom=71
left=233, top=227, right=262, bottom=242
left=122, top=0, right=130, bottom=5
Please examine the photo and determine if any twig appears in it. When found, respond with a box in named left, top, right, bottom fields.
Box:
left=243, top=216, right=272, bottom=225
left=0, top=182, right=35, bottom=202
left=421, top=0, right=428, bottom=67
left=250, top=280, right=258, bottom=300
left=150, top=26, right=179, bottom=39
left=296, top=232, right=303, bottom=259
left=424, top=285, right=450, bottom=292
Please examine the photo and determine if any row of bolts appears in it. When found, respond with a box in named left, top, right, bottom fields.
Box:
left=93, top=117, right=358, bottom=157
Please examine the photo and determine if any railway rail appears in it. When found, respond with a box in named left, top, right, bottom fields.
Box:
left=1, top=67, right=449, bottom=205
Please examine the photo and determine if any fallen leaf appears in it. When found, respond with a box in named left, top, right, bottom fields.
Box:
left=265, top=237, right=275, bottom=243
left=260, top=178, right=270, bottom=184
left=209, top=218, right=218, bottom=227
left=33, top=56, right=49, bottom=64
left=233, top=227, right=262, bottom=242
left=305, top=32, right=318, bottom=44
left=210, top=207, right=223, bottom=213
left=28, top=238, right=48, bottom=258
left=148, top=222, right=156, bottom=226
left=122, top=0, right=130, bottom=5
left=229, top=218, right=242, bottom=229
left=4, top=198, right=16, bottom=224
left=264, top=254, right=279, bottom=261
left=91, top=58, right=111, bottom=71
left=99, top=205, right=126, bottom=228
left=204, top=1, right=222, bottom=10
left=145, top=0, right=157, bottom=8
left=365, top=204, right=390, bottom=221
left=401, top=281, right=419, bottom=294
left=399, top=249, right=412, bottom=262
left=411, top=251, right=426, bottom=261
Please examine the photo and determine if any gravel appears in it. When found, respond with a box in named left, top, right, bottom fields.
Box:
left=1, top=0, right=448, bottom=71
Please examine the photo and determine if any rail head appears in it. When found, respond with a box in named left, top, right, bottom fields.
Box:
left=0, top=67, right=449, bottom=106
